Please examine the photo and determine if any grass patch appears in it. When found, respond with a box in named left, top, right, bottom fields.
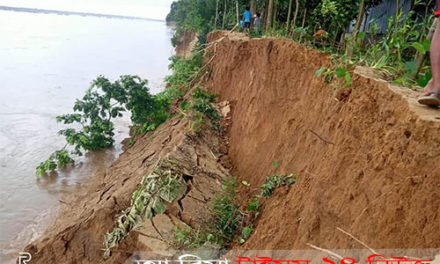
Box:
left=174, top=226, right=214, bottom=249
left=173, top=167, right=299, bottom=248
left=179, top=86, right=221, bottom=135
left=172, top=176, right=241, bottom=249
left=260, top=173, right=298, bottom=198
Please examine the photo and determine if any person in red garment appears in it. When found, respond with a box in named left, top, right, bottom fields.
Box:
left=418, top=1, right=440, bottom=106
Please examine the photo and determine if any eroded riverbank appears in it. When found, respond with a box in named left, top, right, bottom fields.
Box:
left=18, top=31, right=440, bottom=263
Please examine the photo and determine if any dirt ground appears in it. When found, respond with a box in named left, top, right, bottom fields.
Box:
left=206, top=31, right=440, bottom=251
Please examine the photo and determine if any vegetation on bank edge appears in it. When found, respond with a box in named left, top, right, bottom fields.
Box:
left=36, top=75, right=168, bottom=178
left=37, top=46, right=232, bottom=259
left=167, top=0, right=436, bottom=89
left=173, top=163, right=298, bottom=249
left=101, top=138, right=297, bottom=257
left=100, top=48, right=225, bottom=258
left=36, top=51, right=218, bottom=178
left=179, top=87, right=221, bottom=135
left=174, top=176, right=241, bottom=249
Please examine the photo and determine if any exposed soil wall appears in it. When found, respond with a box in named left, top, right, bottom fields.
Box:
left=206, top=31, right=440, bottom=250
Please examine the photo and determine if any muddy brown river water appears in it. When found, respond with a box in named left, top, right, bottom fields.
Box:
left=0, top=10, right=173, bottom=263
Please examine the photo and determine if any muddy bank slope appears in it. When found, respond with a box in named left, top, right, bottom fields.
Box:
left=207, top=31, right=440, bottom=250
left=23, top=107, right=232, bottom=263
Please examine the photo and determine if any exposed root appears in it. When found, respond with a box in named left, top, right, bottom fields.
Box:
left=306, top=243, right=343, bottom=260
left=336, top=227, right=379, bottom=255
left=307, top=129, right=335, bottom=145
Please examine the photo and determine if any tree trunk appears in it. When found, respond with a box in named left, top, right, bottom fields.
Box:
left=411, top=19, right=438, bottom=80
left=236, top=0, right=239, bottom=25
left=353, top=0, right=365, bottom=41
left=215, top=0, right=219, bottom=29
left=272, top=0, right=278, bottom=28
left=299, top=8, right=307, bottom=43
left=251, top=0, right=256, bottom=15
left=286, top=0, right=293, bottom=31
left=222, top=0, right=227, bottom=29
left=263, top=0, right=268, bottom=25
left=301, top=8, right=307, bottom=28
left=292, top=0, right=299, bottom=29
left=362, top=11, right=369, bottom=32
left=347, top=0, right=365, bottom=59
left=266, top=0, right=274, bottom=31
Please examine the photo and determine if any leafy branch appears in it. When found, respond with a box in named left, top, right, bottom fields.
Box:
left=316, top=54, right=354, bottom=88
left=103, top=161, right=187, bottom=259
left=36, top=75, right=170, bottom=178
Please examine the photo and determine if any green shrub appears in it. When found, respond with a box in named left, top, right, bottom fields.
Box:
left=316, top=54, right=354, bottom=87
left=37, top=75, right=170, bottom=177
left=211, top=176, right=241, bottom=245
left=261, top=173, right=298, bottom=198
left=247, top=196, right=260, bottom=211
left=174, top=226, right=214, bottom=248
left=36, top=150, right=74, bottom=178
left=179, top=87, right=220, bottom=135
left=238, top=226, right=253, bottom=244
left=163, top=54, right=203, bottom=101
left=172, top=169, right=299, bottom=249
left=172, top=176, right=241, bottom=249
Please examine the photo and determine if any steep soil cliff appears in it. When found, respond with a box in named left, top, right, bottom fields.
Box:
left=206, top=31, right=440, bottom=251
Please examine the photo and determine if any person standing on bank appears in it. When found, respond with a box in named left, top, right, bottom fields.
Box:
left=254, top=12, right=262, bottom=33
left=418, top=1, right=440, bottom=106
left=243, top=6, right=252, bottom=35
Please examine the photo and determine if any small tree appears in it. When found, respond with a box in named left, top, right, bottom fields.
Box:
left=36, top=76, right=169, bottom=178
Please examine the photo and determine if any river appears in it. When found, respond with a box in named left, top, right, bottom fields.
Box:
left=0, top=10, right=174, bottom=263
